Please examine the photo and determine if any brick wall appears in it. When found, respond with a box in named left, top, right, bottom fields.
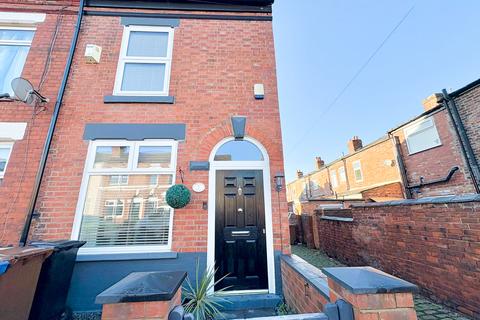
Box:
left=0, top=3, right=77, bottom=246
left=281, top=255, right=418, bottom=320
left=361, top=181, right=404, bottom=200
left=281, top=258, right=329, bottom=313
left=453, top=83, right=480, bottom=166
left=30, top=11, right=290, bottom=253
left=313, top=198, right=480, bottom=318
left=392, top=109, right=476, bottom=198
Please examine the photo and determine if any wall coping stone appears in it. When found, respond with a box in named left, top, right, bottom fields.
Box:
left=322, top=267, right=418, bottom=294
left=95, top=271, right=186, bottom=304
left=244, top=313, right=328, bottom=320
left=320, top=216, right=353, bottom=222
left=350, top=194, right=480, bottom=208
left=281, top=255, right=330, bottom=300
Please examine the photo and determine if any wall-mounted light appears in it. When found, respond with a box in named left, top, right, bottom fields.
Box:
left=274, top=172, right=285, bottom=192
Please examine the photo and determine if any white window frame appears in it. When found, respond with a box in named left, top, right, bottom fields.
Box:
left=72, top=139, right=178, bottom=255
left=404, top=117, right=442, bottom=155
left=0, top=142, right=14, bottom=179
left=338, top=166, right=346, bottom=183
left=109, top=175, right=129, bottom=185
left=104, top=199, right=125, bottom=218
left=0, top=26, right=35, bottom=95
left=352, top=160, right=363, bottom=182
left=113, top=25, right=174, bottom=97
left=0, top=26, right=36, bottom=46
left=330, top=170, right=338, bottom=188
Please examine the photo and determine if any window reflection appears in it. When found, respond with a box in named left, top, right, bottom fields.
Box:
left=214, top=140, right=263, bottom=161
left=79, top=174, right=173, bottom=247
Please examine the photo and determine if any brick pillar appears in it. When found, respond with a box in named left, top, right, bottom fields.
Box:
left=301, top=214, right=315, bottom=248
left=323, top=267, right=418, bottom=320
left=101, top=289, right=181, bottom=320
left=96, top=271, right=187, bottom=320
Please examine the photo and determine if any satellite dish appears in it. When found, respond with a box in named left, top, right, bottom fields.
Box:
left=11, top=77, right=48, bottom=106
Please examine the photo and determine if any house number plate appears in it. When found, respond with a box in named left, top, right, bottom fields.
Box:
left=192, top=182, right=205, bottom=193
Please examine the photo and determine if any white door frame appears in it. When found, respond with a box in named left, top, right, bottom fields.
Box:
left=207, top=136, right=275, bottom=294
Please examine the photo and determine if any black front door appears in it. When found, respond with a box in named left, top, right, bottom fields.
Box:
left=215, top=170, right=268, bottom=291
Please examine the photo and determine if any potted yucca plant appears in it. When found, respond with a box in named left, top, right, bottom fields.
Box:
left=183, top=261, right=231, bottom=320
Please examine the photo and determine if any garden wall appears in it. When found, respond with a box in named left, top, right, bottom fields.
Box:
left=310, top=195, right=480, bottom=318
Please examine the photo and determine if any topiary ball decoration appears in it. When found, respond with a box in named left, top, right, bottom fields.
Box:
left=166, top=184, right=191, bottom=209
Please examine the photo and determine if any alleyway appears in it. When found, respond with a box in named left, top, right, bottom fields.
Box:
left=291, top=245, right=472, bottom=320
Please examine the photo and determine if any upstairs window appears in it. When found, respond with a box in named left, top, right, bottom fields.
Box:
left=0, top=27, right=35, bottom=96
left=338, top=166, right=346, bottom=183
left=330, top=170, right=338, bottom=188
left=74, top=140, right=177, bottom=253
left=0, top=142, right=13, bottom=178
left=109, top=175, right=129, bottom=185
left=404, top=117, right=441, bottom=155
left=114, top=25, right=174, bottom=96
left=352, top=160, right=363, bottom=182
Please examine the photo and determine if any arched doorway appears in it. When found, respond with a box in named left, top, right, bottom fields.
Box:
left=207, top=136, right=275, bottom=294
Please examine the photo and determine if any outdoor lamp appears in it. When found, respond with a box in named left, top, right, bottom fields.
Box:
left=274, top=172, right=285, bottom=192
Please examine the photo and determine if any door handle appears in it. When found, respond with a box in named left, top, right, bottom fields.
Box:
left=237, top=208, right=243, bottom=213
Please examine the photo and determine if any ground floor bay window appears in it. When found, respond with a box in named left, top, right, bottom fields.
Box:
left=72, top=140, right=177, bottom=254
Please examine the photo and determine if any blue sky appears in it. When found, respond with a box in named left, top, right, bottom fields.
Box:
left=272, top=1, right=480, bottom=182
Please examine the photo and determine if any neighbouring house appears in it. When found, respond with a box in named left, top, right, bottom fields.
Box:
left=0, top=1, right=78, bottom=246
left=388, top=92, right=478, bottom=198
left=445, top=78, right=480, bottom=190
left=1, top=0, right=290, bottom=315
left=287, top=136, right=406, bottom=214
left=288, top=79, right=480, bottom=213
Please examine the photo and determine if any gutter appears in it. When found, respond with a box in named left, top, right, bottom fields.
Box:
left=387, top=104, right=444, bottom=134
left=442, top=90, right=480, bottom=193
left=448, top=77, right=480, bottom=98
left=407, top=166, right=459, bottom=189
left=19, top=0, right=86, bottom=246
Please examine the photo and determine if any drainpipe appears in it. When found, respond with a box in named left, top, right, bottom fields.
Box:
left=389, top=134, right=412, bottom=199
left=342, top=157, right=350, bottom=191
left=442, top=89, right=480, bottom=193
left=19, top=0, right=86, bottom=246
left=406, top=166, right=459, bottom=189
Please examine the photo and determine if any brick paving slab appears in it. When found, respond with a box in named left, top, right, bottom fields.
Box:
left=291, top=245, right=472, bottom=320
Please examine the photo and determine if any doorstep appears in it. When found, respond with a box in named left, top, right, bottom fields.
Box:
left=216, top=293, right=282, bottom=311
left=217, top=307, right=278, bottom=319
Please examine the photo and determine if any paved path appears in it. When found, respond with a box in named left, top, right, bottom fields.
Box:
left=291, top=245, right=471, bottom=320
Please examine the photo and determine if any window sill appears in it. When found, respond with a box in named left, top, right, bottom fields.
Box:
left=104, top=95, right=175, bottom=104
left=76, top=251, right=178, bottom=262
left=407, top=143, right=442, bottom=156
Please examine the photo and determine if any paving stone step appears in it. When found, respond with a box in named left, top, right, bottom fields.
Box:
left=217, top=294, right=282, bottom=311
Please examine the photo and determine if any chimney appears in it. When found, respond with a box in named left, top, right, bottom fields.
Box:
left=422, top=93, right=443, bottom=112
left=347, top=136, right=363, bottom=154
left=315, top=157, right=325, bottom=170
left=296, top=170, right=303, bottom=178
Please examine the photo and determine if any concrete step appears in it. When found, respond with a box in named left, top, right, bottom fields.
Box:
left=217, top=294, right=282, bottom=311
left=216, top=308, right=277, bottom=319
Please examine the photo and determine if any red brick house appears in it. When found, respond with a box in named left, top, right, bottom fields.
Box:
left=287, top=136, right=406, bottom=214
left=389, top=93, right=478, bottom=198
left=0, top=1, right=78, bottom=246
left=1, top=0, right=290, bottom=314
left=444, top=78, right=480, bottom=191
left=288, top=82, right=480, bottom=213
